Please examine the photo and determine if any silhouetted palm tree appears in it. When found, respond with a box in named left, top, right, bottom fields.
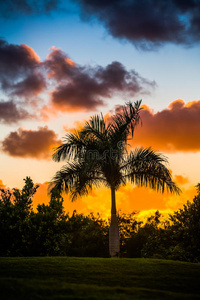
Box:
left=49, top=100, right=180, bottom=257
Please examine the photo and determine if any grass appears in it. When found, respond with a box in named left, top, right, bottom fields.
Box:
left=0, top=257, right=200, bottom=300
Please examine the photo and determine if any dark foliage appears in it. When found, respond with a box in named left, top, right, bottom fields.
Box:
left=131, top=184, right=200, bottom=262
left=167, top=184, right=200, bottom=262
left=1, top=177, right=200, bottom=261
left=0, top=178, right=109, bottom=257
left=0, top=177, right=39, bottom=256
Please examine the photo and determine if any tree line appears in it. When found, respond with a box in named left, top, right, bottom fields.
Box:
left=0, top=177, right=200, bottom=262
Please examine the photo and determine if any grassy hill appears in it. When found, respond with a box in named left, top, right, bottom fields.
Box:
left=0, top=257, right=200, bottom=299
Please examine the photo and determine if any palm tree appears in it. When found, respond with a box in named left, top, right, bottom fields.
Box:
left=49, top=100, right=181, bottom=257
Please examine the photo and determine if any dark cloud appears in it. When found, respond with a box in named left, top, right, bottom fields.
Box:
left=46, top=47, right=156, bottom=111
left=75, top=0, right=200, bottom=50
left=0, top=39, right=40, bottom=76
left=0, top=0, right=60, bottom=17
left=2, top=72, right=46, bottom=98
left=1, top=126, right=61, bottom=159
left=0, top=39, right=46, bottom=98
left=45, top=47, right=75, bottom=80
left=51, top=82, right=105, bottom=111
left=132, top=99, right=200, bottom=152
left=0, top=39, right=156, bottom=117
left=0, top=40, right=46, bottom=123
left=0, top=100, right=32, bottom=124
left=10, top=72, right=46, bottom=97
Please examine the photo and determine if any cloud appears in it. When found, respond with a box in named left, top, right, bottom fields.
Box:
left=0, top=39, right=40, bottom=77
left=10, top=72, right=46, bottom=98
left=0, top=0, right=60, bottom=17
left=75, top=0, right=200, bottom=50
left=0, top=40, right=156, bottom=119
left=45, top=47, right=156, bottom=111
left=0, top=39, right=47, bottom=123
left=0, top=100, right=33, bottom=124
left=32, top=182, right=50, bottom=210
left=79, top=182, right=195, bottom=218
left=0, top=39, right=46, bottom=98
left=174, top=175, right=189, bottom=185
left=131, top=99, right=200, bottom=152
left=45, top=46, right=76, bottom=80
left=0, top=180, right=6, bottom=188
left=1, top=126, right=61, bottom=159
left=32, top=180, right=196, bottom=221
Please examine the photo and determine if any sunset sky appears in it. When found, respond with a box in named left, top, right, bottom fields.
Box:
left=1, top=0, right=200, bottom=219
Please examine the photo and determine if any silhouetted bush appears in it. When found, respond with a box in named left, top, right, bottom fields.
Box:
left=1, top=178, right=200, bottom=262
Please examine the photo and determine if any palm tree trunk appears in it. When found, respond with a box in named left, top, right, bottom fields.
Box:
left=109, top=187, right=120, bottom=257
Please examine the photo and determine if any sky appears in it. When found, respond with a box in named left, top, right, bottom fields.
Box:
left=0, top=0, right=200, bottom=219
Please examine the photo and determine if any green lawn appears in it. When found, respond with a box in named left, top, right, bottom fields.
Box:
left=0, top=257, right=200, bottom=300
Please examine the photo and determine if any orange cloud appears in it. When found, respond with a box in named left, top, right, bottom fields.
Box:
left=174, top=175, right=189, bottom=185
left=0, top=179, right=6, bottom=188
left=1, top=126, right=61, bottom=159
left=21, top=44, right=40, bottom=62
left=131, top=99, right=200, bottom=152
left=32, top=182, right=49, bottom=210
left=64, top=57, right=75, bottom=67
left=63, top=120, right=85, bottom=134
left=32, top=180, right=196, bottom=221
left=32, top=182, right=92, bottom=215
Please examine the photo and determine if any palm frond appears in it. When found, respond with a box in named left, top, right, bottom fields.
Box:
left=49, top=161, right=106, bottom=201
left=52, top=130, right=86, bottom=162
left=80, top=113, right=107, bottom=143
left=108, top=100, right=142, bottom=147
left=112, top=100, right=142, bottom=134
left=121, top=147, right=181, bottom=194
left=86, top=113, right=106, bottom=134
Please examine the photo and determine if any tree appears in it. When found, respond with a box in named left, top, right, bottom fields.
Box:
left=49, top=100, right=180, bottom=257
left=0, top=177, right=39, bottom=256
left=28, top=190, right=69, bottom=256
left=130, top=211, right=170, bottom=259
left=168, top=183, right=200, bottom=262
left=65, top=212, right=109, bottom=257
